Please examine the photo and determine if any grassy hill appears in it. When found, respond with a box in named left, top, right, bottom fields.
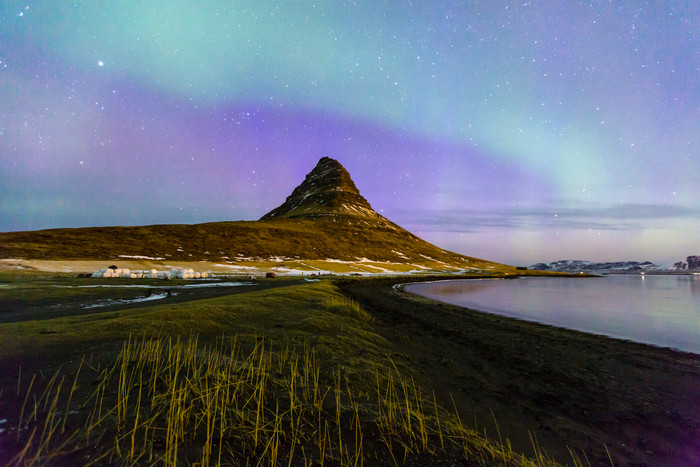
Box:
left=0, top=217, right=506, bottom=271
left=0, top=158, right=512, bottom=274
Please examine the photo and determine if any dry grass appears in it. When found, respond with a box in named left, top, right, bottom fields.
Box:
left=4, top=333, right=577, bottom=466
left=0, top=218, right=505, bottom=272
left=323, top=296, right=375, bottom=323
left=0, top=280, right=587, bottom=465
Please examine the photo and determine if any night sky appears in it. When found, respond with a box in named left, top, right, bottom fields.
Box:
left=1, top=1, right=698, bottom=266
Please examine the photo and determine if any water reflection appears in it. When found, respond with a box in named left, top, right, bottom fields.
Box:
left=406, top=275, right=699, bottom=354
left=687, top=274, right=700, bottom=299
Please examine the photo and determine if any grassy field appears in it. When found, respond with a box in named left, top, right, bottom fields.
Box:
left=0, top=257, right=498, bottom=277
left=0, top=217, right=508, bottom=272
left=0, top=276, right=570, bottom=466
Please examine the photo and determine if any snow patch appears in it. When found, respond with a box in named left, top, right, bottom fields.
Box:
left=270, top=267, right=309, bottom=275
left=391, top=250, right=410, bottom=259
left=82, top=292, right=173, bottom=309
left=178, top=282, right=258, bottom=288
left=54, top=282, right=254, bottom=290
left=267, top=256, right=293, bottom=262
left=118, top=255, right=166, bottom=260
left=214, top=264, right=261, bottom=271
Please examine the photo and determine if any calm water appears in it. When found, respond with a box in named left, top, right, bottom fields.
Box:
left=405, top=275, right=700, bottom=354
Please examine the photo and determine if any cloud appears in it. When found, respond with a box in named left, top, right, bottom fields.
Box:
left=394, top=203, right=700, bottom=233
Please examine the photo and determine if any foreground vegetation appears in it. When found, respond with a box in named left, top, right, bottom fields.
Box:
left=0, top=278, right=573, bottom=466
left=5, top=335, right=561, bottom=466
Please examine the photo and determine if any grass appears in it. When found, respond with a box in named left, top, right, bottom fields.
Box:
left=2, top=257, right=500, bottom=278
left=0, top=280, right=584, bottom=465
left=0, top=281, right=388, bottom=357
left=4, top=335, right=570, bottom=466
left=0, top=217, right=505, bottom=272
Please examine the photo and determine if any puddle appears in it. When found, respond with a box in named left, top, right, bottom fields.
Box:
left=81, top=292, right=174, bottom=309
left=76, top=282, right=257, bottom=309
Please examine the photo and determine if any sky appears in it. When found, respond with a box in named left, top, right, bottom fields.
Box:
left=1, top=1, right=698, bottom=266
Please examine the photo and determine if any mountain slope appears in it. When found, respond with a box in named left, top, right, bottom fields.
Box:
left=530, top=256, right=700, bottom=273
left=667, top=256, right=700, bottom=271
left=262, top=157, right=379, bottom=221
left=529, top=260, right=657, bottom=273
left=0, top=157, right=506, bottom=271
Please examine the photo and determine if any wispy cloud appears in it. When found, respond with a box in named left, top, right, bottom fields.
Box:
left=394, top=203, right=700, bottom=233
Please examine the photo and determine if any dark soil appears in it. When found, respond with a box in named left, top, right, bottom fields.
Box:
left=338, top=277, right=700, bottom=466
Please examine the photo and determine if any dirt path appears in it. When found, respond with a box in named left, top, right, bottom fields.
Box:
left=338, top=277, right=700, bottom=466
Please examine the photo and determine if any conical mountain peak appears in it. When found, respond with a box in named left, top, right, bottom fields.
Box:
left=2, top=155, right=496, bottom=269
left=261, top=157, right=379, bottom=220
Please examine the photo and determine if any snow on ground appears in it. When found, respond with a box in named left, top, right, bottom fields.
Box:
left=418, top=254, right=455, bottom=267
left=82, top=292, right=173, bottom=309
left=118, top=255, right=166, bottom=260
left=1, top=257, right=495, bottom=277
left=298, top=263, right=332, bottom=275
left=270, top=267, right=311, bottom=276
left=53, top=282, right=256, bottom=289
left=391, top=250, right=410, bottom=259
left=267, top=256, right=293, bottom=262
left=214, top=264, right=262, bottom=271
left=177, top=282, right=257, bottom=288
left=356, top=264, right=391, bottom=272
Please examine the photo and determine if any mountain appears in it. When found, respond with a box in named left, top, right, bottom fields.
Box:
left=262, top=157, right=383, bottom=224
left=0, top=157, right=504, bottom=272
left=666, top=255, right=700, bottom=271
left=530, top=256, right=700, bottom=273
left=529, top=260, right=657, bottom=273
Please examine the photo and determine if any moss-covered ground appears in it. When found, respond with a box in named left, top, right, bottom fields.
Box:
left=0, top=275, right=568, bottom=466
left=1, top=274, right=696, bottom=466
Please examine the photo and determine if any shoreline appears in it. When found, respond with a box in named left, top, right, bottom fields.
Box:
left=338, top=276, right=700, bottom=465
left=397, top=276, right=698, bottom=355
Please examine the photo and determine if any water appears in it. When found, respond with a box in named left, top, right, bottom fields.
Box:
left=405, top=275, right=700, bottom=354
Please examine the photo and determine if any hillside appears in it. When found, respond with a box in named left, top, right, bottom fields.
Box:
left=0, top=157, right=509, bottom=274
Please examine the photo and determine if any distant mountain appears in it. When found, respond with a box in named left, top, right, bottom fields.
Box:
left=530, top=256, right=700, bottom=273
left=665, top=255, right=700, bottom=271
left=529, top=260, right=657, bottom=273
left=0, top=157, right=504, bottom=271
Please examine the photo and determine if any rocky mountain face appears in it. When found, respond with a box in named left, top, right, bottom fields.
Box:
left=668, top=256, right=700, bottom=271
left=529, top=260, right=657, bottom=272
left=261, top=157, right=392, bottom=227
left=691, top=256, right=700, bottom=269
left=530, top=256, right=700, bottom=273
